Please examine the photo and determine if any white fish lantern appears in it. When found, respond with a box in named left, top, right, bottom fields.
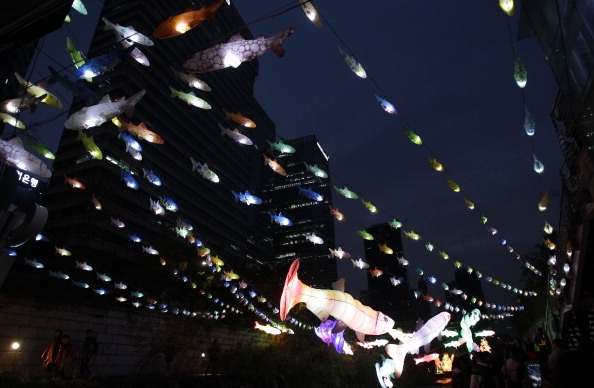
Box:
left=524, top=106, right=535, bottom=136
left=514, top=51, right=527, bottom=88
left=533, top=154, right=544, bottom=174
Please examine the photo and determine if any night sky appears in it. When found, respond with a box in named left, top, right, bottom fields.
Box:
left=13, top=1, right=563, bottom=311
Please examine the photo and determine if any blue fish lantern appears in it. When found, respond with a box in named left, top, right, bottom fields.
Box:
left=297, top=186, right=323, bottom=202
left=120, top=169, right=139, bottom=190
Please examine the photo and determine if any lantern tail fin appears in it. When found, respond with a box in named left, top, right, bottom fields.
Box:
left=279, top=259, right=304, bottom=321
left=268, top=28, right=294, bottom=57
left=385, top=343, right=407, bottom=379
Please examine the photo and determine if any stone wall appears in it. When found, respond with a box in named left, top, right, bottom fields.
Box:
left=0, top=294, right=272, bottom=377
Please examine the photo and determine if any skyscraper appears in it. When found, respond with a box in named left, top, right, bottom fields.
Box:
left=42, top=1, right=278, bottom=307
left=263, top=134, right=337, bottom=289
left=362, top=222, right=423, bottom=330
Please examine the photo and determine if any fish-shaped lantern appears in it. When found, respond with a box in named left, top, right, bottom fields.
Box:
left=405, top=127, right=422, bottom=145
left=64, top=90, right=146, bottom=130
left=170, top=67, right=211, bottom=91
left=219, top=124, right=253, bottom=145
left=375, top=94, right=397, bottom=114
left=329, top=206, right=345, bottom=221
left=190, top=157, right=219, bottom=182
left=143, top=168, right=162, bottom=186
left=351, top=258, right=370, bottom=269
left=0, top=136, right=52, bottom=178
left=524, top=105, right=535, bottom=136
left=232, top=190, right=262, bottom=205
left=116, top=116, right=164, bottom=144
left=150, top=198, right=165, bottom=215
left=110, top=217, right=125, bottom=228
left=447, top=178, right=461, bottom=192
left=304, top=232, right=323, bottom=245
left=14, top=72, right=62, bottom=109
left=49, top=270, right=70, bottom=280
left=499, top=0, right=514, bottom=16
left=72, top=280, right=89, bottom=288
left=357, top=229, right=374, bottom=241
left=223, top=108, right=256, bottom=128
left=464, top=198, right=475, bottom=209
left=385, top=311, right=451, bottom=378
left=24, top=257, right=44, bottom=269
left=0, top=112, right=25, bottom=129
left=298, top=0, right=322, bottom=27
left=329, top=247, right=351, bottom=259
left=338, top=46, right=366, bottom=78
left=97, top=273, right=112, bottom=282
left=514, top=50, right=527, bottom=88
left=414, top=353, right=440, bottom=365
left=65, top=37, right=90, bottom=82
left=362, top=199, right=378, bottom=213
left=47, top=66, right=98, bottom=102
left=263, top=154, right=286, bottom=176
left=370, top=267, right=383, bottom=277
left=119, top=132, right=142, bottom=153
left=77, top=130, right=102, bottom=159
left=102, top=17, right=153, bottom=66
left=538, top=191, right=549, bottom=211
left=55, top=247, right=71, bottom=256
left=254, top=321, right=282, bottom=335
left=142, top=245, right=159, bottom=255
left=76, top=260, right=93, bottom=271
left=404, top=230, right=421, bottom=240
left=267, top=139, right=295, bottom=154
left=153, top=0, right=226, bottom=39
left=305, top=162, right=328, bottom=178
left=71, top=0, right=87, bottom=15
left=378, top=243, right=393, bottom=255
left=280, top=259, right=396, bottom=342
left=389, top=219, right=402, bottom=229
left=297, top=186, right=323, bottom=202
left=74, top=45, right=135, bottom=79
left=459, top=308, right=481, bottom=353
left=64, top=175, right=86, bottom=189
left=268, top=211, right=293, bottom=226
left=183, top=27, right=295, bottom=73
left=533, top=154, right=544, bottom=174
left=161, top=196, right=178, bottom=212
left=169, top=87, right=211, bottom=109
left=334, top=186, right=358, bottom=199
left=429, top=157, right=443, bottom=172
left=91, top=194, right=102, bottom=210
left=120, top=169, right=139, bottom=190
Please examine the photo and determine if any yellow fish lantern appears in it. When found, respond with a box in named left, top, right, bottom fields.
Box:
left=223, top=270, right=239, bottom=280
left=538, top=191, right=549, bottom=211
left=211, top=255, right=224, bottom=268
left=404, top=230, right=421, bottom=240
left=405, top=127, right=422, bottom=145
left=378, top=243, right=393, bottom=255
left=439, top=251, right=450, bottom=260
left=543, top=238, right=556, bottom=250
left=447, top=178, right=461, bottom=192
left=357, top=229, right=374, bottom=240
left=429, top=158, right=443, bottom=172
left=329, top=206, right=346, bottom=222
left=362, top=199, right=378, bottom=213
left=464, top=198, right=475, bottom=209
left=499, top=0, right=514, bottom=16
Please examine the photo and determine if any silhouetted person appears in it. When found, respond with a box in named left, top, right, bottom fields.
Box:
left=41, top=329, right=62, bottom=375
left=79, top=329, right=98, bottom=379
left=55, top=334, right=76, bottom=379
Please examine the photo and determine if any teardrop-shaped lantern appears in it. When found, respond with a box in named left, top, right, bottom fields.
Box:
left=539, top=191, right=549, bottom=211
left=544, top=220, right=553, bottom=234
left=499, top=0, right=514, bottom=16
left=524, top=105, right=535, bottom=136
left=405, top=127, right=422, bottom=145
left=514, top=51, right=527, bottom=88
left=429, top=157, right=444, bottom=171
left=533, top=154, right=544, bottom=174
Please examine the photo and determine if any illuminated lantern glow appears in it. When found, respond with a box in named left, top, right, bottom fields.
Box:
left=220, top=125, right=253, bottom=145
left=362, top=200, right=378, bottom=213
left=544, top=221, right=553, bottom=234
left=64, top=174, right=86, bottom=189
left=404, top=230, right=421, bottom=240
left=279, top=259, right=395, bottom=340
left=538, top=191, right=549, bottom=211
left=514, top=51, right=527, bottom=88
left=389, top=219, right=402, bottom=229
left=566, top=240, right=573, bottom=257
left=170, top=86, right=211, bottom=109
left=299, top=0, right=323, bottom=28
left=447, top=178, right=461, bottom=192
left=14, top=72, right=63, bottom=109
left=533, top=154, right=544, bottom=174
left=305, top=162, right=328, bottom=178
left=183, top=28, right=295, bottom=73
left=191, top=157, right=220, bottom=182
left=224, top=108, right=256, bottom=128
left=544, top=238, right=556, bottom=250
left=338, top=46, right=366, bottom=78
left=464, top=198, right=475, bottom=209
left=334, top=186, right=358, bottom=199
left=329, top=206, right=346, bottom=222
left=378, top=243, right=393, bottom=255
left=375, top=95, right=397, bottom=114
left=0, top=136, right=51, bottom=178
left=351, top=258, right=370, bottom=269
left=524, top=106, right=536, bottom=136
left=267, top=139, right=295, bottom=154
left=329, top=247, right=351, bottom=259
left=429, top=157, right=444, bottom=171
left=153, top=0, right=226, bottom=39
left=499, top=0, right=514, bottom=16
left=405, top=127, right=422, bottom=145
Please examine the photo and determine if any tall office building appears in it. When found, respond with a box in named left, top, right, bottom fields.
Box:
left=362, top=222, right=423, bottom=330
left=262, top=134, right=337, bottom=289
left=519, top=0, right=594, bottom=345
left=41, top=1, right=278, bottom=309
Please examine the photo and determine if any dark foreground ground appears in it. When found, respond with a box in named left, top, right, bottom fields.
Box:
left=0, top=372, right=452, bottom=388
